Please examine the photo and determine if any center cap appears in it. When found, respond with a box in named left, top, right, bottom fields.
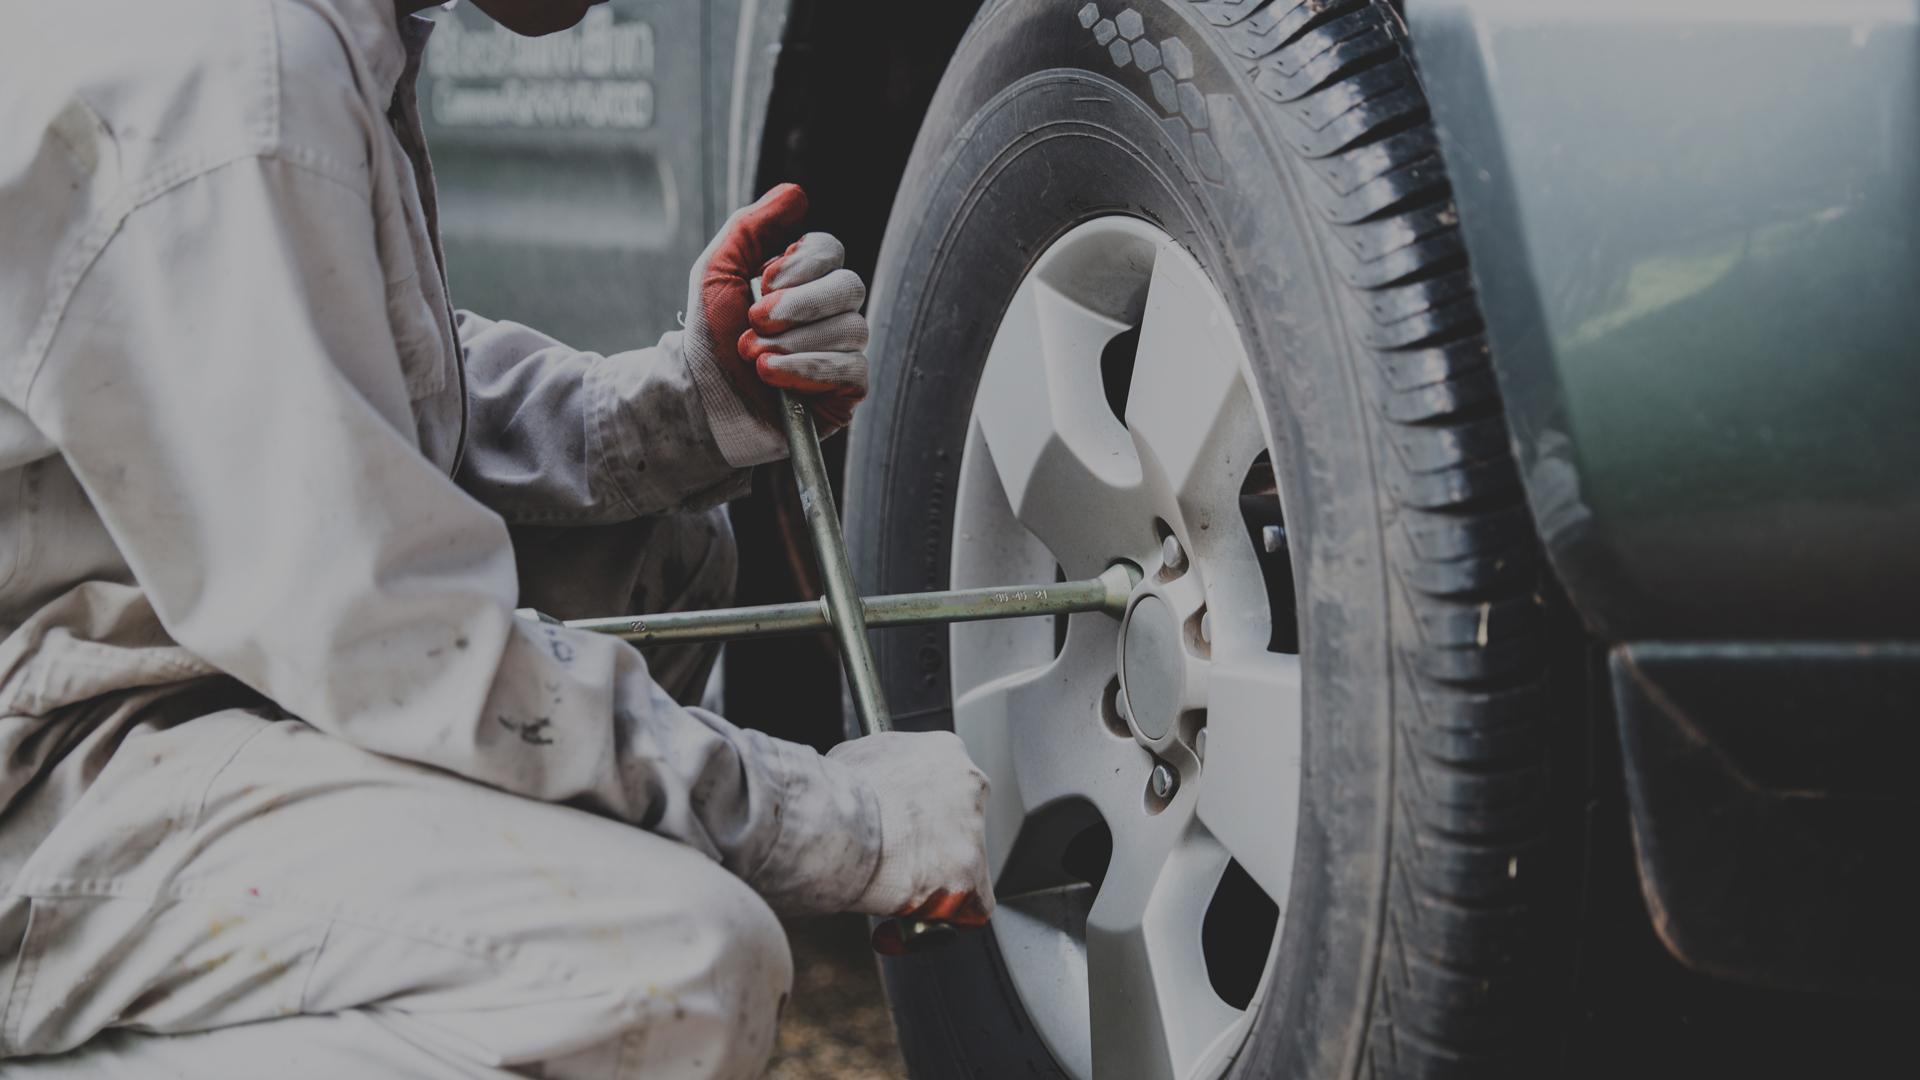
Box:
left=1122, top=594, right=1184, bottom=740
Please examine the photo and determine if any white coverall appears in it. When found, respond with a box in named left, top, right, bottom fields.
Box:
left=0, top=0, right=952, bottom=1075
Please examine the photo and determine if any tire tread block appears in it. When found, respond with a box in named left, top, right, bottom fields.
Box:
left=1223, top=0, right=1372, bottom=59
left=1256, top=13, right=1395, bottom=93
left=1405, top=674, right=1547, bottom=768
left=1316, top=153, right=1452, bottom=226
left=1303, top=128, right=1442, bottom=197
left=1396, top=502, right=1529, bottom=562
left=1374, top=335, right=1491, bottom=392
left=1394, top=805, right=1540, bottom=905
left=1403, top=748, right=1547, bottom=836
left=1338, top=231, right=1467, bottom=289
left=1397, top=540, right=1534, bottom=600
left=1332, top=200, right=1463, bottom=266
left=1276, top=82, right=1429, bottom=158
left=1355, top=294, right=1483, bottom=351
left=1379, top=365, right=1498, bottom=424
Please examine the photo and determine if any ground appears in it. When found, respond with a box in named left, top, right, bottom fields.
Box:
left=756, top=821, right=1908, bottom=1080
left=765, top=914, right=906, bottom=1080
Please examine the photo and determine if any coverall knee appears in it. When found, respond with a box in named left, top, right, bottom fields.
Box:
left=0, top=707, right=792, bottom=1079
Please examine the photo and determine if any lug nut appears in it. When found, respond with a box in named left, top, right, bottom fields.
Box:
left=1150, top=762, right=1178, bottom=799
left=1262, top=525, right=1286, bottom=553
left=1194, top=727, right=1208, bottom=762
left=1162, top=534, right=1187, bottom=572
left=1199, top=612, right=1211, bottom=643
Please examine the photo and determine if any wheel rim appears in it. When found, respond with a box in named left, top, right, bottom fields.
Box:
left=951, top=216, right=1305, bottom=1080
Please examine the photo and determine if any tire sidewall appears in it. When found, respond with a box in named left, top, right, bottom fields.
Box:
left=846, top=3, right=1402, bottom=1076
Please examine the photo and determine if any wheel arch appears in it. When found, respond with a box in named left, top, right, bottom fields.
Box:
left=746, top=0, right=989, bottom=292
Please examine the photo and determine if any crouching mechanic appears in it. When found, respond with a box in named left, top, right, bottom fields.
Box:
left=0, top=0, right=992, bottom=1075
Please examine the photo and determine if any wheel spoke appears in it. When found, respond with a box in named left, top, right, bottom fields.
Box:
left=950, top=420, right=1069, bottom=698
left=1196, top=651, right=1304, bottom=904
left=1126, top=241, right=1262, bottom=518
left=952, top=665, right=1044, bottom=882
left=953, top=614, right=1144, bottom=884
left=1086, top=884, right=1176, bottom=1080
left=1087, top=819, right=1245, bottom=1080
left=975, top=274, right=1156, bottom=574
left=994, top=886, right=1097, bottom=1080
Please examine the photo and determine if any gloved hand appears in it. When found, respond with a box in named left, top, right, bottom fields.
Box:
left=829, top=730, right=995, bottom=949
left=682, top=183, right=869, bottom=463
left=739, top=231, right=869, bottom=429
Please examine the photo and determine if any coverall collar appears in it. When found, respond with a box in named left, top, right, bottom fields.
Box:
left=329, top=0, right=418, bottom=108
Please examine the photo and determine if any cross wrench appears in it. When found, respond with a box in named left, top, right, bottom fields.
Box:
left=521, top=282, right=1139, bottom=951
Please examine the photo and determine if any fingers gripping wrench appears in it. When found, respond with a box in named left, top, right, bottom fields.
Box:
left=762, top=280, right=963, bottom=953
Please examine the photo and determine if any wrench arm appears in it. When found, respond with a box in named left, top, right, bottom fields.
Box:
left=552, top=564, right=1136, bottom=645
left=776, top=389, right=894, bottom=734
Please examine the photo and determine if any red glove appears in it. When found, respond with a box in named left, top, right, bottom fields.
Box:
left=867, top=889, right=994, bottom=957
left=685, top=183, right=808, bottom=431
left=683, top=183, right=870, bottom=442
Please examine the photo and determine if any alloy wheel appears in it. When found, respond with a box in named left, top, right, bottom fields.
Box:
left=950, top=216, right=1304, bottom=1080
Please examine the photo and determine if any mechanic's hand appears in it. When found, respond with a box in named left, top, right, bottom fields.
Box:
left=828, top=730, right=995, bottom=941
left=683, top=183, right=868, bottom=434
left=740, top=231, right=868, bottom=428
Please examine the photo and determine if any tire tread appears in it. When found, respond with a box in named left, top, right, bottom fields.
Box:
left=1199, top=0, right=1554, bottom=1069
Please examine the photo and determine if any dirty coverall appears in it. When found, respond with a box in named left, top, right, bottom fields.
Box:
left=0, top=0, right=985, bottom=1075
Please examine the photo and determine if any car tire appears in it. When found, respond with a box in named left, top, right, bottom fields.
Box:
left=843, top=1, right=1567, bottom=1076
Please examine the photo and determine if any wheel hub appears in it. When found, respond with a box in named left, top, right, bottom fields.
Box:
left=1118, top=536, right=1213, bottom=767
left=1121, top=594, right=1182, bottom=740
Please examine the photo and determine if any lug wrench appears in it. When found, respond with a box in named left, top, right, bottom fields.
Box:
left=523, top=282, right=1140, bottom=951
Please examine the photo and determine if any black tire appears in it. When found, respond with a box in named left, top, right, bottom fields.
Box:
left=844, top=1, right=1564, bottom=1076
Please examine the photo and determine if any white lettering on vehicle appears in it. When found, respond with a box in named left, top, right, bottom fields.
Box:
left=427, top=8, right=655, bottom=129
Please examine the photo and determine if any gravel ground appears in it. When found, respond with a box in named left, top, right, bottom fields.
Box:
left=764, top=915, right=907, bottom=1080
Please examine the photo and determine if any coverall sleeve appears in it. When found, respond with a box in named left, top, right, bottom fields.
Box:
left=22, top=154, right=878, bottom=916
left=453, top=312, right=755, bottom=523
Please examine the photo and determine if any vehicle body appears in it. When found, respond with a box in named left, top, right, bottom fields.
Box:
left=1405, top=0, right=1919, bottom=1000
left=424, top=0, right=1917, bottom=1070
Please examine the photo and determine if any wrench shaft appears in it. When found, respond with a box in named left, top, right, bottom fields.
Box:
left=560, top=566, right=1133, bottom=646
left=775, top=390, right=893, bottom=733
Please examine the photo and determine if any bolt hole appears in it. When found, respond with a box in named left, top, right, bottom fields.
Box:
left=1239, top=453, right=1298, bottom=654
left=1203, top=859, right=1279, bottom=1010
left=1179, top=708, right=1208, bottom=753
left=1052, top=563, right=1068, bottom=657
left=1100, top=677, right=1131, bottom=738
left=1060, top=820, right=1113, bottom=891
left=1185, top=606, right=1212, bottom=659
left=1100, top=324, right=1141, bottom=425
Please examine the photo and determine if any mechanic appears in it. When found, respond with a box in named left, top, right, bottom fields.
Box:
left=0, top=0, right=991, bottom=1075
